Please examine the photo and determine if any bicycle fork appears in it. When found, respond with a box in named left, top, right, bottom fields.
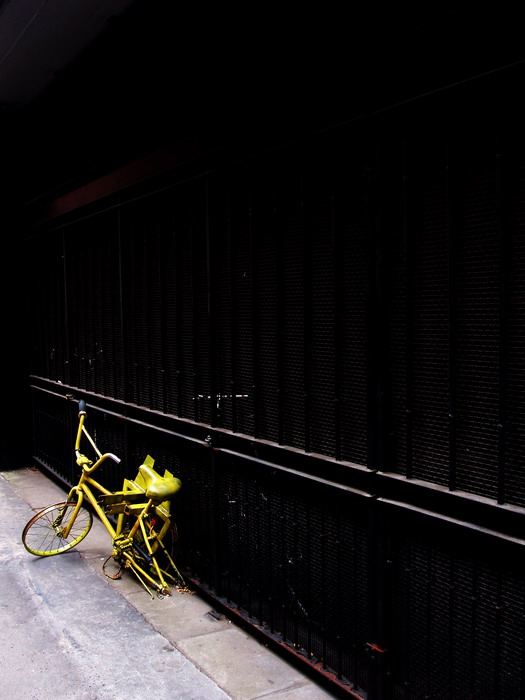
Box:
left=57, top=489, right=86, bottom=539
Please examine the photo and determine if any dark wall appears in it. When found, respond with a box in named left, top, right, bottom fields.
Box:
left=0, top=108, right=29, bottom=468
left=18, top=5, right=525, bottom=202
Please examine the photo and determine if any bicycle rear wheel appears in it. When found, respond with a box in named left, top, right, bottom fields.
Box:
left=118, top=512, right=183, bottom=593
left=22, top=501, right=93, bottom=556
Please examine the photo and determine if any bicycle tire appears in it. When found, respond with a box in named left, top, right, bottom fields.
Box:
left=22, top=501, right=93, bottom=556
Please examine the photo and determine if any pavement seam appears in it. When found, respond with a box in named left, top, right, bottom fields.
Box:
left=248, top=679, right=315, bottom=699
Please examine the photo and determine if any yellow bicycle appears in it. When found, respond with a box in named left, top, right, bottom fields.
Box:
left=22, top=399, right=185, bottom=597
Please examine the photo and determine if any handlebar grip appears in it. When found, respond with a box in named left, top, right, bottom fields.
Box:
left=79, top=400, right=87, bottom=413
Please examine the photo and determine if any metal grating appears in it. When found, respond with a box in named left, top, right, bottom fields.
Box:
left=64, top=214, right=124, bottom=399
left=31, top=393, right=372, bottom=696
left=404, top=128, right=450, bottom=486
left=210, top=168, right=256, bottom=435
left=28, top=138, right=372, bottom=469
left=26, top=70, right=525, bottom=699
left=32, top=390, right=73, bottom=481
left=215, top=460, right=371, bottom=675
left=132, top=429, right=373, bottom=694
left=388, top=515, right=525, bottom=699
left=452, top=119, right=500, bottom=500
left=504, top=154, right=525, bottom=508
left=382, top=99, right=525, bottom=508
left=29, top=230, right=67, bottom=382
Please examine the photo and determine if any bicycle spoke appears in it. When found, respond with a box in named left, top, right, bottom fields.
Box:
left=22, top=503, right=93, bottom=556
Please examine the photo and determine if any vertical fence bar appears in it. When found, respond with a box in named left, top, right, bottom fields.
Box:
left=111, top=216, right=119, bottom=399
left=267, top=489, right=276, bottom=635
left=118, top=209, right=129, bottom=405
left=93, top=232, right=101, bottom=395
left=174, top=205, right=183, bottom=418
left=520, top=586, right=525, bottom=698
left=113, top=217, right=121, bottom=400
left=130, top=225, right=140, bottom=407
left=279, top=502, right=288, bottom=642
left=332, top=187, right=343, bottom=462
left=335, top=516, right=343, bottom=679
left=318, top=507, right=326, bottom=668
left=250, top=183, right=260, bottom=439
left=245, top=492, right=254, bottom=619
left=305, top=506, right=313, bottom=660
left=152, top=218, right=159, bottom=409
left=447, top=123, right=458, bottom=491
left=367, top=501, right=388, bottom=700
left=191, top=193, right=200, bottom=423
left=470, top=563, right=479, bottom=697
left=497, top=138, right=507, bottom=505
left=100, top=230, right=107, bottom=397
left=302, top=166, right=311, bottom=453
left=207, top=177, right=221, bottom=592
left=403, top=136, right=414, bottom=480
left=227, top=183, right=237, bottom=432
left=494, top=576, right=503, bottom=698
left=255, top=497, right=263, bottom=625
left=61, top=223, right=71, bottom=388
left=83, top=266, right=91, bottom=391
left=291, top=499, right=299, bottom=651
left=367, top=120, right=384, bottom=472
left=448, top=556, right=457, bottom=688
left=157, top=219, right=166, bottom=413
left=275, top=177, right=285, bottom=446
left=207, top=178, right=218, bottom=427
left=425, top=550, right=434, bottom=699
left=207, top=446, right=220, bottom=594
left=145, top=222, right=153, bottom=410
left=405, top=545, right=413, bottom=693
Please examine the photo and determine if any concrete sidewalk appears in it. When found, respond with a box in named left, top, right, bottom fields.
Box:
left=0, top=466, right=340, bottom=700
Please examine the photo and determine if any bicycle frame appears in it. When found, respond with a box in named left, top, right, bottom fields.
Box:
left=56, top=401, right=182, bottom=596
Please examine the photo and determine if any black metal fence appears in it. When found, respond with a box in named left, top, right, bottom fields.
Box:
left=27, top=68, right=525, bottom=699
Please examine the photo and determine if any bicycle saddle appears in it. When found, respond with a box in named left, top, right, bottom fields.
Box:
left=138, top=464, right=182, bottom=503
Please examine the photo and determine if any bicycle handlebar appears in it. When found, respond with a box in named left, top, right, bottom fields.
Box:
left=72, top=397, right=121, bottom=471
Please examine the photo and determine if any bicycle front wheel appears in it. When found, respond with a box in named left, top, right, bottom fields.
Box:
left=22, top=501, right=93, bottom=556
